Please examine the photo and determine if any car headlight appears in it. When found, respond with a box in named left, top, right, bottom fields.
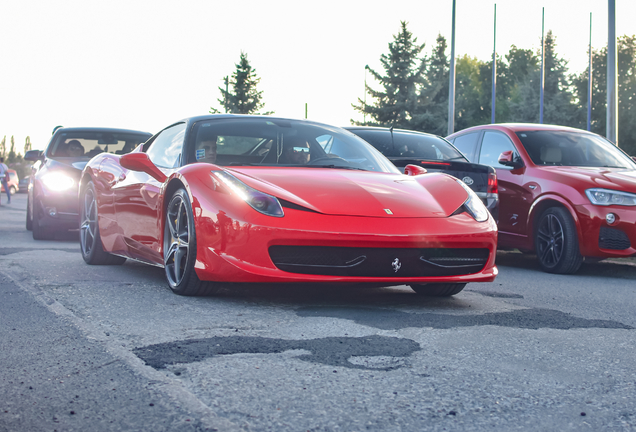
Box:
left=586, top=188, right=636, bottom=206
left=455, top=179, right=490, bottom=222
left=41, top=172, right=75, bottom=192
left=213, top=171, right=284, bottom=217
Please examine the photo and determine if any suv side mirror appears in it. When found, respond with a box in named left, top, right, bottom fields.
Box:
left=24, top=150, right=44, bottom=162
left=498, top=151, right=523, bottom=169
left=120, top=153, right=167, bottom=183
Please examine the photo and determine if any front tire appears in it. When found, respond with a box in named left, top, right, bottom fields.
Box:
left=80, top=181, right=126, bottom=265
left=163, top=188, right=219, bottom=296
left=9, top=186, right=16, bottom=195
left=26, top=194, right=33, bottom=231
left=410, top=283, right=466, bottom=297
left=32, top=197, right=54, bottom=240
left=534, top=207, right=583, bottom=274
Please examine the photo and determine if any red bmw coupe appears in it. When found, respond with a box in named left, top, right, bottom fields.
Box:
left=80, top=115, right=498, bottom=296
left=447, top=123, right=636, bottom=274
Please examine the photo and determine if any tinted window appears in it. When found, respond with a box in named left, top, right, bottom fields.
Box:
left=187, top=119, right=400, bottom=173
left=351, top=130, right=467, bottom=161
left=516, top=130, right=636, bottom=168
left=146, top=123, right=186, bottom=168
left=479, top=131, right=518, bottom=169
left=47, top=131, right=151, bottom=158
left=451, top=132, right=480, bottom=161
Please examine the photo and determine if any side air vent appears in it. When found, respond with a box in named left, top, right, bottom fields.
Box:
left=599, top=227, right=631, bottom=250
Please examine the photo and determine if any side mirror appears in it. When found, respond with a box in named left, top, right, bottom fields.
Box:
left=24, top=150, right=44, bottom=162
left=498, top=151, right=523, bottom=169
left=120, top=153, right=167, bottom=183
left=404, top=164, right=427, bottom=176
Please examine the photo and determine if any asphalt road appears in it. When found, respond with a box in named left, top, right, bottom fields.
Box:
left=1, top=192, right=635, bottom=431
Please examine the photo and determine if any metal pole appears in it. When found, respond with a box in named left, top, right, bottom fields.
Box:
left=364, top=65, right=368, bottom=124
left=448, top=0, right=457, bottom=135
left=305, top=103, right=308, bottom=119
left=587, top=13, right=593, bottom=131
left=491, top=4, right=497, bottom=124
left=607, top=0, right=618, bottom=145
left=540, top=7, right=545, bottom=124
left=224, top=76, right=229, bottom=113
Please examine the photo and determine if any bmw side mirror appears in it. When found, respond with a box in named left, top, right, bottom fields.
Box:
left=120, top=153, right=167, bottom=183
left=404, top=164, right=427, bottom=176
left=498, top=151, right=523, bottom=169
left=24, top=150, right=44, bottom=162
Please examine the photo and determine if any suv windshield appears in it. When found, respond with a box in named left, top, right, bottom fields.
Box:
left=516, top=130, right=636, bottom=169
left=47, top=131, right=151, bottom=159
left=188, top=118, right=400, bottom=173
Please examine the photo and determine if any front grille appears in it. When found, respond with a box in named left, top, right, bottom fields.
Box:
left=599, top=227, right=631, bottom=250
left=269, top=246, right=490, bottom=277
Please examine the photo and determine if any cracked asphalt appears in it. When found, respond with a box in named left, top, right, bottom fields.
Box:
left=2, top=193, right=636, bottom=431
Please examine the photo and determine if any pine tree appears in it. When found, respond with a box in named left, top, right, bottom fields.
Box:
left=24, top=136, right=32, bottom=154
left=8, top=136, right=16, bottom=163
left=0, top=136, right=5, bottom=159
left=210, top=52, right=271, bottom=115
left=352, top=21, right=426, bottom=129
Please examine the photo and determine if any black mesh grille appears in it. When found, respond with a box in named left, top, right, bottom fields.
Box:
left=269, top=246, right=490, bottom=277
left=599, top=227, right=631, bottom=250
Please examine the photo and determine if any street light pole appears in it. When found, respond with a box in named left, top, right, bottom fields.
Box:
left=491, top=4, right=497, bottom=124
left=448, top=0, right=456, bottom=135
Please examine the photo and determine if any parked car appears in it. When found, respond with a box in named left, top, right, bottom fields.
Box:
left=345, top=127, right=498, bottom=220
left=79, top=114, right=498, bottom=297
left=0, top=169, right=19, bottom=195
left=24, top=127, right=153, bottom=240
left=447, top=123, right=636, bottom=274
left=17, top=175, right=30, bottom=193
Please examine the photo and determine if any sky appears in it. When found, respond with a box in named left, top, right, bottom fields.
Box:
left=1, top=0, right=635, bottom=151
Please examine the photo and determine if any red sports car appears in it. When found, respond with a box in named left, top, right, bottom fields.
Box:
left=447, top=123, right=636, bottom=274
left=80, top=115, right=498, bottom=296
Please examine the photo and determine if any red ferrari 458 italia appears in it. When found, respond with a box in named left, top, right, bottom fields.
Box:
left=447, top=123, right=636, bottom=274
left=79, top=115, right=498, bottom=296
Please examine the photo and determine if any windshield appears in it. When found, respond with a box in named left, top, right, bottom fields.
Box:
left=350, top=129, right=468, bottom=162
left=188, top=118, right=400, bottom=173
left=516, top=130, right=636, bottom=169
left=47, top=131, right=152, bottom=159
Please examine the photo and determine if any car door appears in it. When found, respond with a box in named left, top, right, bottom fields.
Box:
left=477, top=130, right=532, bottom=241
left=113, top=123, right=186, bottom=264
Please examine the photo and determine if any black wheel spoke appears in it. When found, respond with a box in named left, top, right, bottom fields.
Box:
left=164, top=193, right=191, bottom=288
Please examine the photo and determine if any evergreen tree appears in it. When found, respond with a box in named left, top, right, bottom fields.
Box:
left=454, top=55, right=488, bottom=131
left=211, top=52, right=271, bottom=115
left=352, top=21, right=426, bottom=129
left=573, top=35, right=636, bottom=154
left=0, top=136, right=5, bottom=159
left=24, top=136, right=32, bottom=154
left=412, top=34, right=449, bottom=134
left=8, top=136, right=16, bottom=163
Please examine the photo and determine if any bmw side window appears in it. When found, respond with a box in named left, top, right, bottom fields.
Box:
left=146, top=123, right=186, bottom=168
left=479, top=131, right=518, bottom=169
left=452, top=132, right=480, bottom=161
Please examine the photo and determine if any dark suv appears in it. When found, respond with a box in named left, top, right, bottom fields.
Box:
left=25, top=127, right=152, bottom=240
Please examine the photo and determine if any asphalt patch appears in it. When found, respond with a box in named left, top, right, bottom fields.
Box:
left=295, top=307, right=634, bottom=330
left=0, top=247, right=80, bottom=256
left=134, top=335, right=421, bottom=371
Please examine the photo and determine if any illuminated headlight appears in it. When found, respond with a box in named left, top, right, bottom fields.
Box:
left=214, top=171, right=284, bottom=217
left=41, top=172, right=75, bottom=192
left=455, top=179, right=489, bottom=222
left=586, top=188, right=636, bottom=206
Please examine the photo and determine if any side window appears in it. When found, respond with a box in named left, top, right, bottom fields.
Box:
left=452, top=132, right=480, bottom=161
left=479, top=131, right=517, bottom=169
left=146, top=123, right=186, bottom=168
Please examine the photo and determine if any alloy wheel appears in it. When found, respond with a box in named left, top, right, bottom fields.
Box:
left=80, top=186, right=97, bottom=255
left=164, top=194, right=190, bottom=287
left=536, top=213, right=564, bottom=268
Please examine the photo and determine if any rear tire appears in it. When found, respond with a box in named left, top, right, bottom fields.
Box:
left=32, top=197, right=54, bottom=240
left=80, top=181, right=126, bottom=265
left=410, top=283, right=466, bottom=297
left=534, top=207, right=583, bottom=274
left=163, top=188, right=220, bottom=296
left=9, top=186, right=16, bottom=195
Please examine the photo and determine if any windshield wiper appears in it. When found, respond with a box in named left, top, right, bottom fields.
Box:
left=305, top=165, right=367, bottom=171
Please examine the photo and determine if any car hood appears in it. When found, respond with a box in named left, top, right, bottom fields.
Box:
left=226, top=167, right=468, bottom=218
left=537, top=166, right=636, bottom=193
left=45, top=158, right=89, bottom=174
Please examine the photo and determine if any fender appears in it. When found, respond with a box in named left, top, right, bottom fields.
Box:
left=526, top=193, right=582, bottom=252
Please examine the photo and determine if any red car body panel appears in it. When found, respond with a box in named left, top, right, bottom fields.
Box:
left=81, top=154, right=498, bottom=285
left=447, top=123, right=636, bottom=259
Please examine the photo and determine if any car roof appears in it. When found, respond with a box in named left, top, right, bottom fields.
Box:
left=179, top=114, right=345, bottom=131
left=53, top=127, right=153, bottom=135
left=344, top=126, right=442, bottom=138
left=453, top=123, right=597, bottom=134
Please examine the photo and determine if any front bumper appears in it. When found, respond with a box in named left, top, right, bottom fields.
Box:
left=35, top=185, right=80, bottom=230
left=575, top=203, right=636, bottom=258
